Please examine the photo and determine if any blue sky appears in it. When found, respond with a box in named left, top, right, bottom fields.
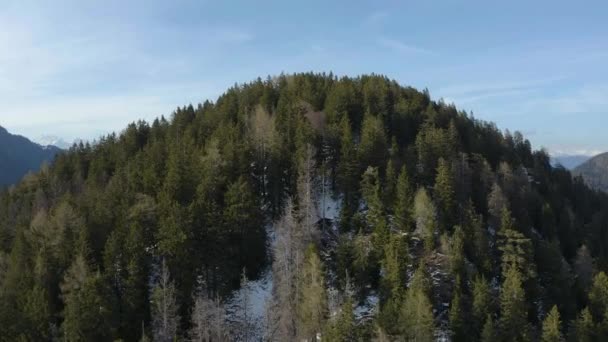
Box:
left=0, top=0, right=606, bottom=156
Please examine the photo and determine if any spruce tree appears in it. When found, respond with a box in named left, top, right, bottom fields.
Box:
left=297, top=245, right=327, bottom=341
left=472, top=276, right=492, bottom=336
left=414, top=188, right=437, bottom=253
left=449, top=281, right=466, bottom=342
left=589, top=271, right=608, bottom=321
left=569, top=307, right=594, bottom=342
left=499, top=266, right=528, bottom=341
left=541, top=305, right=563, bottom=342
left=399, top=263, right=434, bottom=341
left=394, top=164, right=414, bottom=232
left=434, top=157, right=455, bottom=231
left=399, top=286, right=434, bottom=342
left=480, top=315, right=497, bottom=342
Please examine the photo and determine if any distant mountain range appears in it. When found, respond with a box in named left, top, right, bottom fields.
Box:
left=35, top=135, right=74, bottom=149
left=0, top=125, right=62, bottom=186
left=551, top=154, right=592, bottom=170
left=573, top=152, right=608, bottom=193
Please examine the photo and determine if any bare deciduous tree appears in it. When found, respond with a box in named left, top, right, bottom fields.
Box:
left=189, top=293, right=228, bottom=342
left=152, top=259, right=180, bottom=342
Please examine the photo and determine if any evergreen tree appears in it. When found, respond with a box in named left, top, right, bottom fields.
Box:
left=589, top=271, right=608, bottom=321
left=414, top=188, right=438, bottom=252
left=399, top=285, right=435, bottom=342
left=297, top=245, right=327, bottom=341
left=472, top=275, right=492, bottom=336
left=434, top=157, right=455, bottom=231
left=336, top=115, right=359, bottom=200
left=62, top=268, right=118, bottom=341
left=151, top=260, right=180, bottom=342
left=449, top=281, right=466, bottom=342
left=359, top=112, right=387, bottom=169
left=381, top=234, right=407, bottom=297
left=361, top=166, right=389, bottom=254
left=480, top=315, right=497, bottom=342
left=396, top=263, right=434, bottom=341
left=499, top=266, right=528, bottom=341
left=449, top=226, right=465, bottom=277
left=569, top=307, right=594, bottom=342
left=541, top=305, right=563, bottom=342
left=498, top=208, right=536, bottom=282
left=394, top=164, right=414, bottom=232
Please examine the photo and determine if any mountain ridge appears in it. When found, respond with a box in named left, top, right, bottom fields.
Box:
left=0, top=125, right=61, bottom=186
left=574, top=152, right=608, bottom=192
left=0, top=73, right=607, bottom=341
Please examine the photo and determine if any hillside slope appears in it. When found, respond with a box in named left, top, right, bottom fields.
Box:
left=0, top=126, right=61, bottom=186
left=552, top=154, right=590, bottom=169
left=574, top=152, right=608, bottom=192
left=0, top=73, right=607, bottom=341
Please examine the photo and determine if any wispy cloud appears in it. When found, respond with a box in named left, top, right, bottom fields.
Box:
left=549, top=148, right=605, bottom=157
left=377, top=37, right=434, bottom=55
left=436, top=77, right=566, bottom=106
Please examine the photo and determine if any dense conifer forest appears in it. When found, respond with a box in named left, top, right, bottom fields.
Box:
left=1, top=73, right=608, bottom=341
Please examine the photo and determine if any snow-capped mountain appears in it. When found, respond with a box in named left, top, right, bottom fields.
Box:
left=35, top=135, right=74, bottom=149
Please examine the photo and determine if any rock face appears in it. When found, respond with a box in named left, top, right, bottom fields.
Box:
left=573, top=152, right=608, bottom=193
left=0, top=125, right=61, bottom=186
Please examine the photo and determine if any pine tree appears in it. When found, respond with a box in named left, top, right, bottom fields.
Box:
left=414, top=188, right=437, bottom=252
left=498, top=208, right=536, bottom=282
left=487, top=182, right=508, bottom=231
left=450, top=226, right=465, bottom=277
left=361, top=167, right=389, bottom=254
left=381, top=234, right=407, bottom=296
left=499, top=266, right=528, bottom=341
left=434, top=157, right=455, bottom=231
left=480, top=315, right=497, bottom=342
left=399, top=285, right=435, bottom=342
left=449, top=281, right=466, bottom=342
left=297, top=245, right=327, bottom=341
left=589, top=271, right=608, bottom=321
left=62, top=269, right=117, bottom=341
left=541, top=305, right=563, bottom=342
left=325, top=296, right=355, bottom=342
left=569, top=307, right=594, bottom=342
left=394, top=164, right=414, bottom=232
left=385, top=158, right=397, bottom=209
left=472, top=276, right=492, bottom=336
left=336, top=115, right=359, bottom=199
left=359, top=112, right=387, bottom=169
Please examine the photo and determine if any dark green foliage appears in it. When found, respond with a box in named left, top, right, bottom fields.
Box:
left=394, top=164, right=414, bottom=232
left=1, top=73, right=608, bottom=340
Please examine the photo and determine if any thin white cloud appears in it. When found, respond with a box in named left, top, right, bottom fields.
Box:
left=549, top=148, right=605, bottom=157
left=377, top=37, right=434, bottom=55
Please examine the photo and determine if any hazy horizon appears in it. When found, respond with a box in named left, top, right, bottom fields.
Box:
left=1, top=0, right=606, bottom=156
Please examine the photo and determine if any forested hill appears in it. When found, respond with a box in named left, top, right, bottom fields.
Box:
left=0, top=125, right=61, bottom=186
left=574, top=152, right=608, bottom=193
left=1, top=73, right=608, bottom=341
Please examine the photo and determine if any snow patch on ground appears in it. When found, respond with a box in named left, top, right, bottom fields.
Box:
left=354, top=292, right=379, bottom=322
left=317, top=190, right=342, bottom=221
